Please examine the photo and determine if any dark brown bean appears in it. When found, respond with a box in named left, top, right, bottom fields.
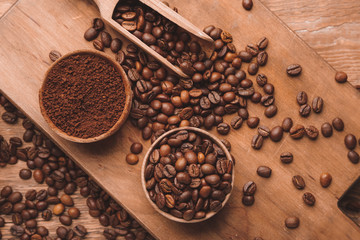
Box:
left=335, top=71, right=347, bottom=83
left=256, top=166, right=272, bottom=178
left=320, top=173, right=332, bottom=188
left=292, top=175, right=305, bottom=190
left=303, top=192, right=316, bottom=206
left=287, top=64, right=302, bottom=76
left=285, top=216, right=300, bottom=229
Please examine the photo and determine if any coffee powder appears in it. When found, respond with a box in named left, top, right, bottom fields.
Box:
left=41, top=53, right=125, bottom=138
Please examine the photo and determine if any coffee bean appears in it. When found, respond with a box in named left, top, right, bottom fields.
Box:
left=257, top=166, right=272, bottom=178
left=19, top=168, right=32, bottom=180
left=12, top=213, right=23, bottom=225
left=251, top=135, right=263, bottom=150
left=243, top=181, right=256, bottom=195
left=292, top=175, right=305, bottom=189
left=332, top=117, right=344, bottom=131
left=122, top=20, right=137, bottom=31
left=321, top=122, right=333, bottom=137
left=36, top=189, right=47, bottom=201
left=263, top=83, right=274, bottom=95
left=130, top=142, right=142, bottom=154
left=285, top=216, right=300, bottom=229
left=258, top=125, right=270, bottom=137
left=73, top=224, right=87, bottom=237
left=281, top=117, right=293, bottom=132
left=270, top=126, right=283, bottom=142
left=280, top=152, right=293, bottom=164
left=296, top=91, right=308, bottom=105
left=238, top=108, right=249, bottom=120
left=8, top=192, right=22, bottom=203
left=2, top=112, right=17, bottom=124
left=59, top=215, right=72, bottom=226
left=217, top=123, right=230, bottom=135
left=320, top=172, right=332, bottom=188
left=231, top=116, right=243, bottom=129
left=289, top=124, right=305, bottom=139
left=256, top=73, right=267, bottom=86
left=257, top=37, right=268, bottom=50
left=68, top=207, right=80, bottom=219
left=305, top=126, right=319, bottom=140
left=260, top=94, right=274, bottom=107
left=348, top=151, right=359, bottom=164
left=257, top=51, right=268, bottom=66
left=84, top=27, right=98, bottom=41
left=335, top=71, right=347, bottom=83
left=312, top=96, right=323, bottom=113
left=110, top=38, right=122, bottom=53
left=247, top=117, right=260, bottom=128
left=303, top=192, right=316, bottom=206
left=93, top=39, right=104, bottom=51
left=56, top=226, right=68, bottom=239
left=126, top=153, right=139, bottom=165
left=42, top=209, right=52, bottom=221
left=345, top=134, right=357, bottom=150
left=242, top=195, right=255, bottom=206
left=10, top=225, right=24, bottom=236
left=93, top=18, right=104, bottom=31
left=248, top=62, right=259, bottom=75
left=287, top=64, right=302, bottom=76
left=33, top=169, right=44, bottom=183
left=49, top=50, right=62, bottom=62
left=53, top=203, right=65, bottom=216
left=299, top=104, right=311, bottom=117
left=1, top=185, right=12, bottom=197
left=265, top=105, right=277, bottom=118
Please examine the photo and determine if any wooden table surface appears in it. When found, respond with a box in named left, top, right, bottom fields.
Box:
left=0, top=0, right=359, bottom=239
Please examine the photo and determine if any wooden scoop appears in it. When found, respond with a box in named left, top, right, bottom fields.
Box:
left=93, top=0, right=214, bottom=78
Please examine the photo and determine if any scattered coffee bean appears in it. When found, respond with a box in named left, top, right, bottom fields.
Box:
left=335, top=71, right=347, bottom=83
left=321, top=122, right=333, bottom=138
left=344, top=134, right=357, bottom=150
left=320, top=172, right=332, bottom=188
left=270, top=126, right=283, bottom=142
left=49, top=50, right=62, bottom=62
left=68, top=207, right=80, bottom=219
left=19, top=168, right=32, bottom=179
left=217, top=123, right=230, bottom=135
left=312, top=96, right=323, bottom=113
left=289, top=124, right=305, bottom=139
left=299, top=104, right=311, bottom=117
left=348, top=151, right=359, bottom=164
left=292, top=175, right=305, bottom=189
left=303, top=192, right=316, bottom=206
left=285, top=216, right=300, bottom=229
left=243, top=181, right=256, bottom=195
left=126, top=153, right=139, bottom=165
left=305, top=126, right=319, bottom=140
left=258, top=125, right=270, bottom=137
left=53, top=203, right=65, bottom=215
left=242, top=195, right=255, bottom=206
left=257, top=166, right=272, bottom=178
left=296, top=91, right=308, bottom=105
left=332, top=117, right=344, bottom=131
left=257, top=37, right=268, bottom=50
left=251, top=135, right=263, bottom=150
left=281, top=117, right=293, bottom=132
left=247, top=117, right=260, bottom=128
left=265, top=105, right=277, bottom=118
left=42, top=209, right=52, bottom=221
left=231, top=116, right=243, bottom=129
left=280, top=152, right=293, bottom=164
left=59, top=215, right=72, bottom=226
left=84, top=27, right=98, bottom=41
left=130, top=142, right=143, bottom=154
left=74, top=224, right=87, bottom=237
left=242, top=0, right=253, bottom=10
left=287, top=64, right=302, bottom=76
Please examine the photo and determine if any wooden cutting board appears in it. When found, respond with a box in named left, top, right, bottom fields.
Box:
left=0, top=0, right=359, bottom=239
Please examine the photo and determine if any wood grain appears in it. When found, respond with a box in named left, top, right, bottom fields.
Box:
left=0, top=0, right=360, bottom=239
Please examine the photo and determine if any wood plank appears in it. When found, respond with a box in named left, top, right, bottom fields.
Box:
left=0, top=0, right=17, bottom=17
left=0, top=0, right=359, bottom=239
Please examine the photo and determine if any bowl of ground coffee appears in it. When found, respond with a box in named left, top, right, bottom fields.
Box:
left=141, top=127, right=234, bottom=223
left=39, top=50, right=132, bottom=143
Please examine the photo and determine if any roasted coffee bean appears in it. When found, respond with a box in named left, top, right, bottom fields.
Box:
left=84, top=27, right=98, bottom=41
left=299, top=104, right=311, bottom=117
left=42, top=209, right=52, bottom=221
left=242, top=0, right=253, bottom=10
left=335, top=71, right=347, bottom=83
left=19, top=168, right=32, bottom=180
left=285, top=216, right=300, bottom=229
left=68, top=207, right=80, bottom=219
left=49, top=50, right=62, bottom=62
left=332, top=117, right=344, bottom=131
left=238, top=108, right=249, bottom=120
left=344, top=134, right=357, bottom=150
left=0, top=202, right=13, bottom=214
left=296, top=91, right=308, bottom=105
left=348, top=151, right=359, bottom=164
left=36, top=189, right=47, bottom=201
left=33, top=169, right=44, bottom=183
left=217, top=123, right=230, bottom=135
left=320, top=172, right=332, bottom=188
left=242, top=195, right=254, bottom=206
left=289, top=124, right=305, bottom=139
left=251, top=135, right=263, bottom=150
left=231, top=116, right=243, bottom=129
left=8, top=191, right=22, bottom=203
left=264, top=105, right=277, bottom=118
left=257, top=166, right=272, bottom=178
left=243, top=181, right=256, bottom=195
left=287, top=64, right=302, bottom=76
left=10, top=225, right=24, bottom=236
left=12, top=213, right=23, bottom=225
left=93, top=39, right=104, bottom=51
left=257, top=37, right=268, bottom=50
left=312, top=96, right=323, bottom=113
left=270, top=126, right=283, bottom=142
left=303, top=192, right=316, bottom=206
left=256, top=51, right=268, bottom=66
left=305, top=126, right=319, bottom=140
left=281, top=117, right=293, bottom=132
left=59, top=215, right=72, bottom=226
left=256, top=73, right=267, bottom=86
left=247, top=117, right=259, bottom=128
left=292, top=175, right=305, bottom=190
left=2, top=112, right=17, bottom=123
left=321, top=122, right=333, bottom=137
left=258, top=125, right=270, bottom=137
left=247, top=62, right=259, bottom=75
left=126, top=153, right=139, bottom=165
left=280, top=152, right=293, bottom=164
left=74, top=224, right=87, bottom=237
left=263, top=83, right=274, bottom=95
left=260, top=94, right=274, bottom=107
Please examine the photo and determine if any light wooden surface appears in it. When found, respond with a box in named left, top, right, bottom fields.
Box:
left=0, top=0, right=359, bottom=239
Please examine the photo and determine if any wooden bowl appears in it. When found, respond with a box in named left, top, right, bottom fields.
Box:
left=141, top=127, right=234, bottom=223
left=39, top=50, right=132, bottom=143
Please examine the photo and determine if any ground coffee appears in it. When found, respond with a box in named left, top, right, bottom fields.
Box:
left=41, top=53, right=125, bottom=138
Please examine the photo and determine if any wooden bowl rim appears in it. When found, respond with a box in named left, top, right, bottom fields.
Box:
left=39, top=49, right=133, bottom=143
left=141, top=127, right=235, bottom=223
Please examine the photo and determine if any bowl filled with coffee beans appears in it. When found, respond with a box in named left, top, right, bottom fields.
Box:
left=39, top=49, right=132, bottom=143
left=141, top=127, right=234, bottom=223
